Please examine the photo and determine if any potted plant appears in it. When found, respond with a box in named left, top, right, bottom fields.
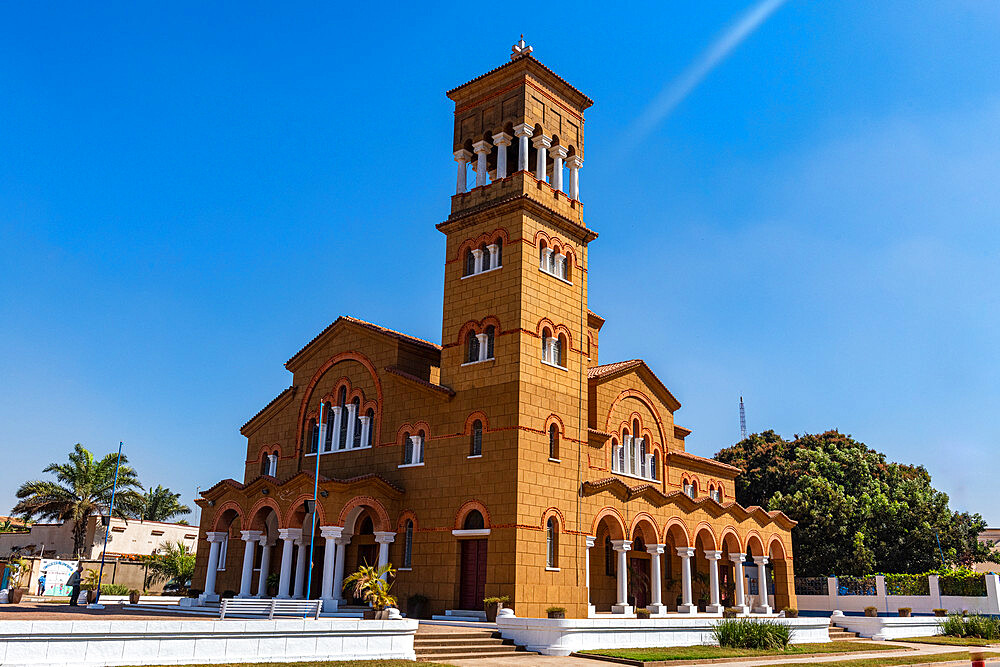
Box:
left=864, top=606, right=878, bottom=617
left=546, top=606, right=566, bottom=619
left=407, top=594, right=429, bottom=619
left=483, top=595, right=509, bottom=622
left=636, top=608, right=650, bottom=618
left=723, top=607, right=740, bottom=618
left=266, top=573, right=279, bottom=597
left=933, top=608, right=947, bottom=617
left=897, top=607, right=911, bottom=617
left=128, top=589, right=141, bottom=605
left=343, top=564, right=398, bottom=620
left=782, top=607, right=799, bottom=618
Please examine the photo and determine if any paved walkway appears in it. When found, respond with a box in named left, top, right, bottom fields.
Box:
left=0, top=602, right=212, bottom=621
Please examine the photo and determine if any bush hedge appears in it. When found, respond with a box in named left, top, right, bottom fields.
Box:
left=712, top=619, right=791, bottom=650
left=940, top=613, right=1000, bottom=640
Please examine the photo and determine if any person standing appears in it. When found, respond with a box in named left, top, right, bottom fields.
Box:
left=37, top=573, right=46, bottom=596
left=67, top=563, right=83, bottom=606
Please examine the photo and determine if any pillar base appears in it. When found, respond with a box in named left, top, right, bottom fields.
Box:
left=646, top=603, right=668, bottom=616
left=611, top=604, right=635, bottom=615
left=677, top=603, right=698, bottom=614
left=198, top=593, right=220, bottom=604
left=587, top=604, right=596, bottom=618
left=322, top=597, right=339, bottom=612
left=236, top=593, right=254, bottom=599
left=753, top=605, right=773, bottom=615
left=275, top=594, right=292, bottom=600
left=706, top=604, right=725, bottom=614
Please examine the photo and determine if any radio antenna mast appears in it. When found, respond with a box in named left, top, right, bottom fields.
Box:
left=739, top=396, right=747, bottom=440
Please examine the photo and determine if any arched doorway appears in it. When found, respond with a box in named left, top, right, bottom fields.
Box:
left=457, top=509, right=488, bottom=610
left=589, top=511, right=627, bottom=612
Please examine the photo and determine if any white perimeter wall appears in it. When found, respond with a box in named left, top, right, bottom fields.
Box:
left=497, top=616, right=830, bottom=656
left=797, top=574, right=1000, bottom=616
left=833, top=615, right=946, bottom=640
left=0, top=618, right=417, bottom=666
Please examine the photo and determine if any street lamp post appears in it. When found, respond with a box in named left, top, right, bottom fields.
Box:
left=88, top=441, right=123, bottom=609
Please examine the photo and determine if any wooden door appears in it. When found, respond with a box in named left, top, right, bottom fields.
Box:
left=459, top=539, right=487, bottom=610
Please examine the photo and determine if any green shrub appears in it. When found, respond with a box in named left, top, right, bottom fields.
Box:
left=545, top=606, right=566, bottom=614
left=636, top=608, right=650, bottom=618
left=938, top=570, right=987, bottom=597
left=782, top=607, right=798, bottom=618
left=712, top=618, right=791, bottom=650
left=83, top=583, right=130, bottom=596
left=940, top=613, right=1000, bottom=640
left=483, top=595, right=509, bottom=605
left=722, top=607, right=740, bottom=618
left=883, top=573, right=930, bottom=596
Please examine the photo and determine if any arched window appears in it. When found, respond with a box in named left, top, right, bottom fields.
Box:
left=539, top=241, right=548, bottom=270
left=651, top=450, right=659, bottom=481
left=416, top=429, right=426, bottom=463
left=628, top=434, right=636, bottom=475
left=465, top=248, right=476, bottom=276
left=618, top=430, right=627, bottom=472
left=470, top=419, right=483, bottom=456
left=485, top=325, right=495, bottom=359
left=556, top=334, right=566, bottom=367
left=604, top=536, right=615, bottom=576
left=494, top=238, right=502, bottom=267
left=610, top=437, right=619, bottom=472
left=467, top=330, right=480, bottom=363
left=359, top=516, right=374, bottom=535
left=541, top=327, right=552, bottom=363
left=690, top=480, right=698, bottom=498
left=548, top=246, right=558, bottom=274
left=563, top=252, right=573, bottom=282
left=352, top=397, right=362, bottom=447
left=402, top=431, right=412, bottom=465
left=639, top=437, right=647, bottom=477
left=323, top=402, right=335, bottom=451
left=463, top=510, right=484, bottom=530
left=403, top=520, right=413, bottom=568
left=338, top=387, right=348, bottom=449
left=269, top=450, right=278, bottom=476
left=366, top=408, right=375, bottom=447
left=307, top=418, right=318, bottom=454
left=716, top=485, right=724, bottom=501
left=549, top=423, right=559, bottom=460
left=546, top=517, right=558, bottom=568
left=480, top=242, right=490, bottom=271
left=259, top=455, right=268, bottom=477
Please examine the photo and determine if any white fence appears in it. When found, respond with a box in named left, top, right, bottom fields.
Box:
left=796, top=573, right=1000, bottom=616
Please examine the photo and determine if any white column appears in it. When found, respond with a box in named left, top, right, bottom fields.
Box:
left=729, top=552, right=749, bottom=614
left=647, top=544, right=667, bottom=615
left=634, top=438, right=644, bottom=476
left=753, top=556, right=771, bottom=613
left=374, top=532, right=396, bottom=581
left=532, top=134, right=552, bottom=182
left=611, top=539, right=633, bottom=614
left=293, top=538, right=308, bottom=599
left=471, top=247, right=483, bottom=274
left=585, top=536, right=596, bottom=616
left=541, top=247, right=553, bottom=272
left=345, top=402, right=358, bottom=447
left=410, top=435, right=423, bottom=463
left=486, top=243, right=499, bottom=268
left=238, top=530, right=263, bottom=598
left=476, top=333, right=489, bottom=361
left=492, top=132, right=512, bottom=179
left=276, top=528, right=301, bottom=599
left=677, top=546, right=696, bottom=613
left=329, top=406, right=343, bottom=450
left=358, top=415, right=372, bottom=448
left=200, top=531, right=227, bottom=602
left=256, top=536, right=273, bottom=598
left=320, top=526, right=343, bottom=610
left=472, top=140, right=491, bottom=187
left=454, top=149, right=472, bottom=194
left=705, top=550, right=724, bottom=613
left=332, top=534, right=350, bottom=604
left=513, top=123, right=532, bottom=172
left=567, top=155, right=583, bottom=200
left=549, top=144, right=567, bottom=193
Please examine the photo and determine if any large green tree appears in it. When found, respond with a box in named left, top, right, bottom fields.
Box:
left=14, top=444, right=144, bottom=556
left=143, top=540, right=196, bottom=588
left=715, top=430, right=998, bottom=576
left=132, top=485, right=191, bottom=523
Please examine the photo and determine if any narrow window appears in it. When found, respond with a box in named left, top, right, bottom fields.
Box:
left=467, top=330, right=480, bottom=363
left=563, top=252, right=573, bottom=281
left=639, top=438, right=647, bottom=477
left=539, top=241, right=548, bottom=271
left=546, top=517, right=558, bottom=568
left=651, top=450, right=659, bottom=481
left=307, top=419, right=318, bottom=454
left=556, top=334, right=566, bottom=367
left=465, top=248, right=476, bottom=276
left=259, top=454, right=268, bottom=477
left=548, top=247, right=557, bottom=274
left=610, top=438, right=618, bottom=472
left=402, top=431, right=412, bottom=465
left=470, top=419, right=483, bottom=456
left=485, top=325, right=495, bottom=359
left=619, top=430, right=628, bottom=472
left=324, top=402, right=335, bottom=451
left=495, top=238, right=502, bottom=267
left=352, top=398, right=362, bottom=447
left=549, top=423, right=559, bottom=460
left=416, top=429, right=425, bottom=463
left=604, top=536, right=615, bottom=577
left=403, top=520, right=413, bottom=568
left=480, top=243, right=490, bottom=271
left=217, top=534, right=229, bottom=570
left=366, top=408, right=375, bottom=447
left=541, top=328, right=552, bottom=363
left=628, top=437, right=636, bottom=475
left=338, top=387, right=348, bottom=449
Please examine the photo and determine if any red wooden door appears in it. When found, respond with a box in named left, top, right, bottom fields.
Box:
left=459, top=539, right=488, bottom=610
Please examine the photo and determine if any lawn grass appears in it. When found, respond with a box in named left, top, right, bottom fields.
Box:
left=579, top=640, right=905, bottom=661
left=121, top=662, right=452, bottom=667
left=897, top=635, right=1000, bottom=647
left=766, top=651, right=1000, bottom=667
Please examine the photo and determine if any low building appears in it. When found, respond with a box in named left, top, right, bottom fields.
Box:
left=0, top=515, right=198, bottom=559
left=974, top=527, right=1000, bottom=574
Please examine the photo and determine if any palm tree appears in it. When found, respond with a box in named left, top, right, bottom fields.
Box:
left=144, top=540, right=196, bottom=589
left=134, top=485, right=191, bottom=522
left=14, top=444, right=143, bottom=556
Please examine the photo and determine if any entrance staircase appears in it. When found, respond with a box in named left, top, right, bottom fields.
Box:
left=415, top=625, right=535, bottom=662
left=124, top=600, right=368, bottom=619
left=829, top=618, right=862, bottom=641
left=429, top=608, right=486, bottom=622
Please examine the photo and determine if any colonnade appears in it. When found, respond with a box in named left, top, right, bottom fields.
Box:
left=454, top=123, right=583, bottom=200
left=200, top=526, right=396, bottom=611
left=592, top=539, right=773, bottom=616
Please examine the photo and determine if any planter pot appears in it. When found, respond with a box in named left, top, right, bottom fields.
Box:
left=9, top=588, right=26, bottom=604
left=547, top=610, right=565, bottom=619
left=129, top=592, right=141, bottom=604
left=486, top=603, right=502, bottom=622
left=363, top=609, right=390, bottom=620
left=407, top=598, right=428, bottom=619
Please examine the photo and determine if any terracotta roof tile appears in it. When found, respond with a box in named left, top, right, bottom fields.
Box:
left=446, top=54, right=594, bottom=108
left=587, top=359, right=643, bottom=379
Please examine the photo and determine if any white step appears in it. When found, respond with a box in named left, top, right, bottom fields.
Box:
left=431, top=609, right=487, bottom=622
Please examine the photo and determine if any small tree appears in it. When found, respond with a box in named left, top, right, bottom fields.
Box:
left=143, top=541, right=196, bottom=589
left=343, top=564, right=397, bottom=610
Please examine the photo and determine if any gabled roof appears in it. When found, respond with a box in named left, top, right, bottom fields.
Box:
left=588, top=359, right=682, bottom=411
left=199, top=470, right=404, bottom=502
left=285, top=316, right=440, bottom=369
left=666, top=450, right=741, bottom=476
left=587, top=309, right=605, bottom=331
left=385, top=366, right=455, bottom=397
left=241, top=385, right=296, bottom=435
left=446, top=54, right=593, bottom=110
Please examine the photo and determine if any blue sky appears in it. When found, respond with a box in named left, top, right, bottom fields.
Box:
left=2, top=2, right=998, bottom=527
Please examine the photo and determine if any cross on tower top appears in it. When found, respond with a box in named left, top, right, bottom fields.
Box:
left=511, top=35, right=533, bottom=61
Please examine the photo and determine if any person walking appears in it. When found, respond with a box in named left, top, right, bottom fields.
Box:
left=36, top=573, right=46, bottom=596
left=67, top=563, right=83, bottom=606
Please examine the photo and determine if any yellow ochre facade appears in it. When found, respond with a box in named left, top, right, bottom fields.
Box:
left=193, top=49, right=797, bottom=620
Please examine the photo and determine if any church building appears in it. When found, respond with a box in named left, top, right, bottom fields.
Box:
left=192, top=42, right=797, bottom=620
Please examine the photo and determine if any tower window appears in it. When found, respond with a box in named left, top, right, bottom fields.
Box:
left=465, top=249, right=476, bottom=276
left=470, top=419, right=483, bottom=457
left=307, top=419, right=318, bottom=454
left=338, top=387, right=348, bottom=449
left=480, top=243, right=490, bottom=271
left=466, top=330, right=480, bottom=363
left=366, top=408, right=376, bottom=447
left=546, top=517, right=558, bottom=568
left=485, top=325, right=495, bottom=359
left=556, top=334, right=566, bottom=367
left=352, top=398, right=362, bottom=448
left=401, top=430, right=425, bottom=466
left=259, top=454, right=268, bottom=477
left=403, top=519, right=414, bottom=568
left=549, top=423, right=560, bottom=460
left=324, top=402, right=335, bottom=452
